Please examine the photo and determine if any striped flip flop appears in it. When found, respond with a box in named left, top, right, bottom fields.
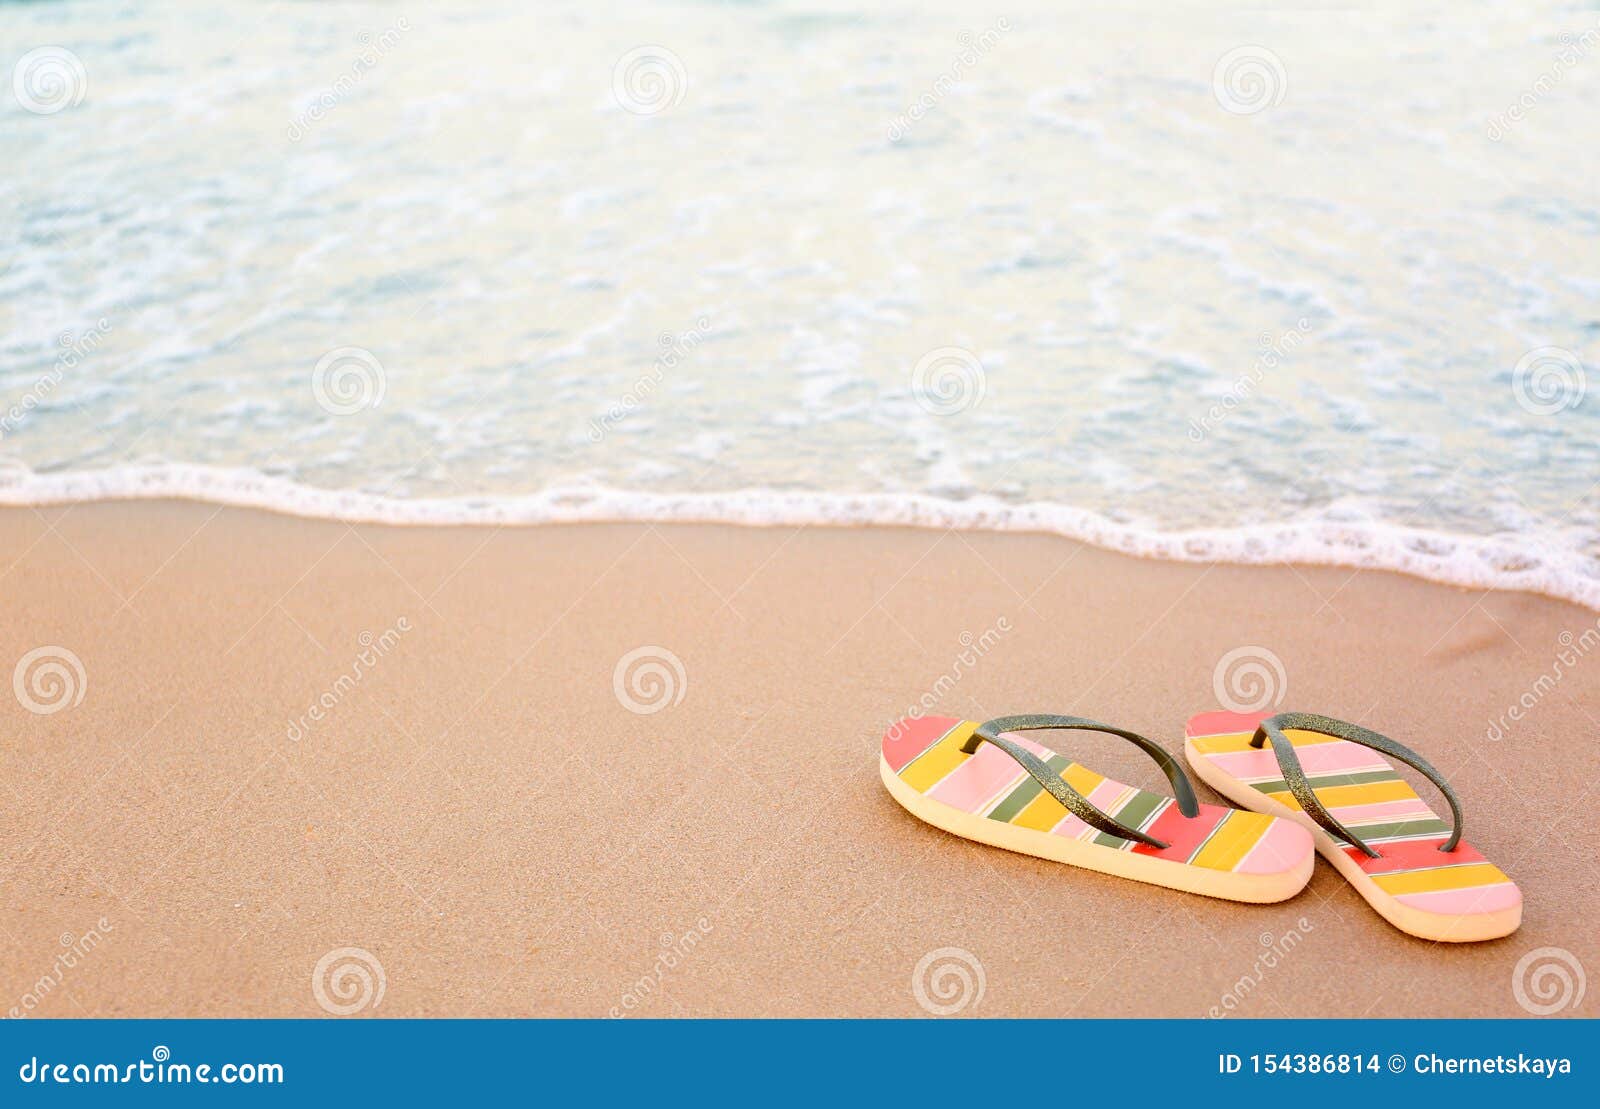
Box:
left=1184, top=711, right=1521, bottom=942
left=880, top=714, right=1315, bottom=902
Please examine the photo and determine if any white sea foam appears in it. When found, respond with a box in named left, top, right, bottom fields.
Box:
left=3, top=1, right=1596, bottom=615
left=4, top=463, right=1595, bottom=612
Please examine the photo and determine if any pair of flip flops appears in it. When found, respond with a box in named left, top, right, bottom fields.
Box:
left=879, top=709, right=1520, bottom=942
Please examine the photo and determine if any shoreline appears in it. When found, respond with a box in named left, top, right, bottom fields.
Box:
left=3, top=500, right=1595, bottom=1017
left=3, top=464, right=1596, bottom=612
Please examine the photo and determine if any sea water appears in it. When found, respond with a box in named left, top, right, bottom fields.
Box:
left=2, top=1, right=1596, bottom=608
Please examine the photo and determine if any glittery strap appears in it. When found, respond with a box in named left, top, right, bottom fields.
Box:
left=963, top=715, right=1200, bottom=850
left=1251, top=712, right=1463, bottom=858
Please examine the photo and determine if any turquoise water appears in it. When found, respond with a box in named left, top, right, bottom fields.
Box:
left=1, top=2, right=1597, bottom=606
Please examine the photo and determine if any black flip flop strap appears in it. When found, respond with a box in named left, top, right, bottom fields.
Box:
left=1251, top=712, right=1463, bottom=858
left=962, top=715, right=1200, bottom=850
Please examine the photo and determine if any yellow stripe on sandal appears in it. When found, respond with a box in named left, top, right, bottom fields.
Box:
left=1184, top=710, right=1521, bottom=941
left=881, top=714, right=1315, bottom=903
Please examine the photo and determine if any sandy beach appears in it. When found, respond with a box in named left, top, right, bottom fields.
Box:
left=2, top=500, right=1593, bottom=1018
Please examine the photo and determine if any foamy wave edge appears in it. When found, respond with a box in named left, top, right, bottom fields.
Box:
left=3, top=463, right=1596, bottom=611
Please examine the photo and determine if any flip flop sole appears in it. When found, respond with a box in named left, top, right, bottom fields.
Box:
left=1185, top=711, right=1522, bottom=942
left=881, top=716, right=1314, bottom=903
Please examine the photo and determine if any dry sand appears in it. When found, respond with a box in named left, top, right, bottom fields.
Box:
left=1, top=500, right=1595, bottom=1018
